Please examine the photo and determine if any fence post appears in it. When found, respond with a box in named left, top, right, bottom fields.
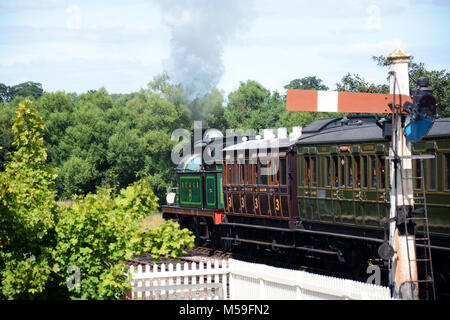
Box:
left=152, top=263, right=159, bottom=300
left=176, top=263, right=181, bottom=300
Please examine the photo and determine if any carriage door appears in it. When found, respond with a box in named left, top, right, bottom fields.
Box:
left=375, top=149, right=390, bottom=223
left=329, top=153, right=341, bottom=223
left=205, top=173, right=217, bottom=209
left=351, top=147, right=366, bottom=225
left=305, top=148, right=318, bottom=220
left=361, top=152, right=379, bottom=227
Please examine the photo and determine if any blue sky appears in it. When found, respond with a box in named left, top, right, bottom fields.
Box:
left=0, top=0, right=449, bottom=97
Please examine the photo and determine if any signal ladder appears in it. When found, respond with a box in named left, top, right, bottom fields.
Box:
left=403, top=155, right=436, bottom=300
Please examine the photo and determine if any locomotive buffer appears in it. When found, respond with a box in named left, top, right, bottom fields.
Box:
left=286, top=49, right=437, bottom=300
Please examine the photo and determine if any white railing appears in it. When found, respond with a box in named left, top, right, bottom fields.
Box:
left=228, top=259, right=393, bottom=300
left=128, top=260, right=229, bottom=300
left=127, top=258, right=393, bottom=300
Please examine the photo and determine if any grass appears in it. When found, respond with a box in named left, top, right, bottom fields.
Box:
left=141, top=213, right=166, bottom=230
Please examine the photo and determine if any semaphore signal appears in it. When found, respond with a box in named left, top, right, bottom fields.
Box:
left=285, top=48, right=438, bottom=300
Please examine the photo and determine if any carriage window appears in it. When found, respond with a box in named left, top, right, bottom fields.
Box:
left=311, top=157, right=317, bottom=187
left=305, top=156, right=310, bottom=185
left=427, top=156, right=436, bottom=190
left=250, top=163, right=258, bottom=185
left=445, top=153, right=450, bottom=190
left=260, top=160, right=268, bottom=185
left=354, top=156, right=361, bottom=188
left=280, top=158, right=287, bottom=185
left=273, top=159, right=279, bottom=185
left=229, top=164, right=233, bottom=184
left=378, top=156, right=386, bottom=189
left=246, top=163, right=251, bottom=185
left=370, top=155, right=376, bottom=188
left=347, top=156, right=353, bottom=187
left=414, top=159, right=422, bottom=190
left=362, top=156, right=368, bottom=188
left=326, top=157, right=331, bottom=187
left=332, top=156, right=338, bottom=187
left=268, top=160, right=275, bottom=185
left=339, top=156, right=345, bottom=187
left=249, top=163, right=254, bottom=185
left=261, top=173, right=268, bottom=185
left=239, top=164, right=245, bottom=185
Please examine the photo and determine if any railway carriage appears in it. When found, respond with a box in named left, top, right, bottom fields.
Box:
left=162, top=115, right=450, bottom=298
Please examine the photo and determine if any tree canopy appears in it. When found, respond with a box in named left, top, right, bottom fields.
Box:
left=0, top=81, right=43, bottom=103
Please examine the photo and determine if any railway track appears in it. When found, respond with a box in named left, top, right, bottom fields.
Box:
left=125, top=246, right=232, bottom=268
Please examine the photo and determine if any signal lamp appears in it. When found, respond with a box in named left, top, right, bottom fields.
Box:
left=403, top=77, right=437, bottom=142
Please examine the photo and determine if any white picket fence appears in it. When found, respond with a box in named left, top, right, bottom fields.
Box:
left=128, top=260, right=229, bottom=300
left=127, top=258, right=392, bottom=300
left=228, top=259, right=392, bottom=300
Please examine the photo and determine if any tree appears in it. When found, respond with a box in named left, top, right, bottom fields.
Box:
left=284, top=76, right=329, bottom=91
left=336, top=73, right=389, bottom=93
left=0, top=102, right=16, bottom=170
left=147, top=73, right=191, bottom=126
left=0, top=83, right=10, bottom=102
left=57, top=156, right=99, bottom=198
left=0, top=99, right=58, bottom=299
left=225, top=80, right=271, bottom=130
left=9, top=82, right=44, bottom=101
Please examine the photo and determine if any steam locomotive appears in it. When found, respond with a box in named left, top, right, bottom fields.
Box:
left=162, top=115, right=450, bottom=298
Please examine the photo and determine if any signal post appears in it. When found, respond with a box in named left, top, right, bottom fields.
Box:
left=286, top=48, right=438, bottom=300
left=387, top=50, right=418, bottom=300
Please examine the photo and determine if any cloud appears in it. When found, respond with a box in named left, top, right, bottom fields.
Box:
left=339, top=40, right=406, bottom=55
left=366, top=5, right=382, bottom=30
left=66, top=5, right=81, bottom=30
left=0, top=0, right=68, bottom=12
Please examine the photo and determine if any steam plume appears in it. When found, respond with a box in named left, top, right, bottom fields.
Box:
left=157, top=0, right=253, bottom=99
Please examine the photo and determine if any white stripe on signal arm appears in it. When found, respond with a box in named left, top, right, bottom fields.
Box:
left=317, top=90, right=338, bottom=112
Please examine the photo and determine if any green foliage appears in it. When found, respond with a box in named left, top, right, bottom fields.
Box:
left=0, top=99, right=58, bottom=299
left=142, top=219, right=195, bottom=260
left=0, top=101, right=16, bottom=170
left=336, top=73, right=389, bottom=93
left=0, top=83, right=9, bottom=102
left=225, top=80, right=286, bottom=131
left=1, top=100, right=194, bottom=300
left=0, top=82, right=43, bottom=103
left=52, top=178, right=194, bottom=299
left=284, top=76, right=329, bottom=91
left=57, top=156, right=99, bottom=198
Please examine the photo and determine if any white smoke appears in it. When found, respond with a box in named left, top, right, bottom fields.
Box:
left=157, top=0, right=254, bottom=99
